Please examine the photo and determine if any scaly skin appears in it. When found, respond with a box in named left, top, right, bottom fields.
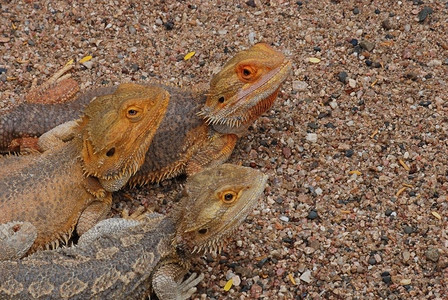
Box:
left=0, top=164, right=268, bottom=300
left=0, top=83, right=169, bottom=255
left=0, top=43, right=291, bottom=185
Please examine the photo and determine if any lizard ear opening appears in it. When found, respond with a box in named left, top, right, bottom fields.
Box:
left=198, top=228, right=208, bottom=234
left=106, top=147, right=115, bottom=157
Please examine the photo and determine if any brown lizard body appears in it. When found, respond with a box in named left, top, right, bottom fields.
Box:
left=0, top=83, right=169, bottom=255
left=0, top=164, right=268, bottom=299
left=0, top=43, right=291, bottom=184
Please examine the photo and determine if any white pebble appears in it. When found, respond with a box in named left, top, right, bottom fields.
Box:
left=306, top=133, right=318, bottom=143
left=236, top=240, right=243, bottom=247
left=427, top=59, right=442, bottom=67
left=315, top=187, right=323, bottom=195
left=248, top=32, right=256, bottom=44
left=81, top=61, right=93, bottom=69
left=292, top=80, right=309, bottom=91
left=279, top=216, right=289, bottom=222
left=348, top=78, right=357, bottom=88
left=232, top=275, right=241, bottom=286
left=329, top=100, right=338, bottom=109
left=300, top=270, right=312, bottom=283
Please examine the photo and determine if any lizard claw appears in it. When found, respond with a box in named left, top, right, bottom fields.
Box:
left=122, top=206, right=148, bottom=221
left=178, top=272, right=204, bottom=299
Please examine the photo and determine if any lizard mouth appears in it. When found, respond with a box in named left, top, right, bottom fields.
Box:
left=198, top=59, right=292, bottom=128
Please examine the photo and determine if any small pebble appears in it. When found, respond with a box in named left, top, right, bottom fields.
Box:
left=368, top=256, right=377, bottom=265
left=306, top=133, right=318, bottom=143
left=353, top=7, right=360, bottom=15
left=403, top=225, right=414, bottom=234
left=425, top=248, right=439, bottom=262
left=418, top=6, right=433, bottom=22
left=300, top=270, right=312, bottom=283
left=232, top=275, right=241, bottom=287
left=402, top=251, right=411, bottom=262
left=345, top=149, right=354, bottom=158
left=0, top=68, right=7, bottom=74
left=307, top=210, right=318, bottom=220
left=349, top=39, right=358, bottom=46
left=360, top=40, right=375, bottom=52
left=163, top=21, right=174, bottom=30
left=279, top=216, right=289, bottom=222
left=307, top=122, right=319, bottom=129
left=348, top=78, right=357, bottom=88
left=419, top=101, right=432, bottom=107
left=427, top=59, right=442, bottom=67
left=292, top=80, right=309, bottom=91
left=385, top=208, right=393, bottom=216
left=338, top=71, right=348, bottom=83
left=381, top=271, right=392, bottom=284
left=250, top=284, right=262, bottom=298
left=128, top=25, right=136, bottom=34
left=246, top=0, right=256, bottom=8
left=381, top=19, right=393, bottom=30
left=81, top=61, right=93, bottom=69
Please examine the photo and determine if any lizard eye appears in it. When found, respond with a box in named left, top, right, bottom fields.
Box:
left=238, top=65, right=257, bottom=81
left=198, top=228, right=208, bottom=234
left=220, top=190, right=238, bottom=204
left=106, top=147, right=115, bottom=157
left=218, top=96, right=225, bottom=103
left=126, top=106, right=142, bottom=121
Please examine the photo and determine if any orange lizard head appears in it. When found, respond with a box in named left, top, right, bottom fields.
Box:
left=79, top=83, right=169, bottom=191
left=199, top=43, right=291, bottom=131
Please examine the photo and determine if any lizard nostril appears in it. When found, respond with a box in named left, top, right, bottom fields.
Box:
left=106, top=148, right=115, bottom=157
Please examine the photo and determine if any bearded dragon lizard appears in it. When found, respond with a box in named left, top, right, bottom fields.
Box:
left=0, top=164, right=268, bottom=299
left=0, top=43, right=291, bottom=185
left=0, top=83, right=169, bottom=256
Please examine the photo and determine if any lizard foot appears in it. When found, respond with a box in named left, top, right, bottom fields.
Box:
left=7, top=137, right=40, bottom=154
left=178, top=273, right=204, bottom=300
left=0, top=221, right=37, bottom=260
left=25, top=63, right=80, bottom=104
left=122, top=206, right=148, bottom=221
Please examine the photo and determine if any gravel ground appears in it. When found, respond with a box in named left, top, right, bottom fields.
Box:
left=1, top=0, right=447, bottom=299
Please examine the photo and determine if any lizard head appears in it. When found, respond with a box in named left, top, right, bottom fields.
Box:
left=198, top=43, right=291, bottom=132
left=79, top=83, right=169, bottom=191
left=173, top=164, right=268, bottom=256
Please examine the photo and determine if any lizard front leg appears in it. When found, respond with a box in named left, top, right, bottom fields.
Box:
left=185, top=133, right=238, bottom=175
left=37, top=119, right=80, bottom=151
left=152, top=263, right=204, bottom=300
left=25, top=64, right=80, bottom=104
left=76, top=192, right=112, bottom=235
left=0, top=221, right=37, bottom=260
